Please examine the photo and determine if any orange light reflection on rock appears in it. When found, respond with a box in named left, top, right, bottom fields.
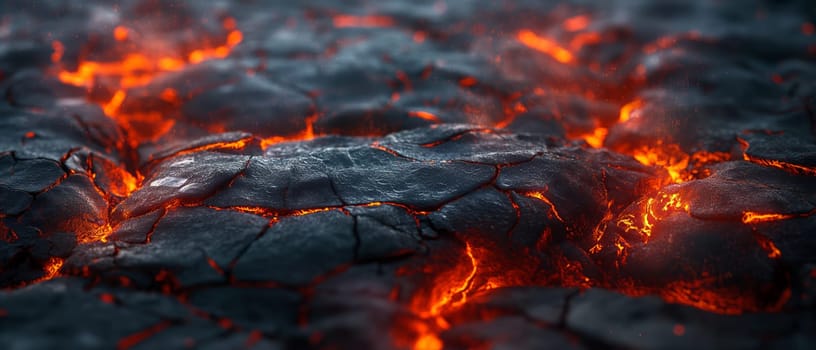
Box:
left=114, top=26, right=129, bottom=41
left=563, top=15, right=590, bottom=32
left=333, top=15, right=395, bottom=28
left=459, top=77, right=478, bottom=87
left=51, top=41, right=64, bottom=63
left=569, top=32, right=602, bottom=51
left=159, top=88, right=179, bottom=104
left=409, top=111, right=441, bottom=123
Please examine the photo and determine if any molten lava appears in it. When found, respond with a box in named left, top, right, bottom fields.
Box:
left=31, top=257, right=64, bottom=284
left=618, top=99, right=643, bottom=123
left=562, top=15, right=591, bottom=32
left=259, top=114, right=318, bottom=150
left=421, top=243, right=479, bottom=318
left=742, top=209, right=816, bottom=224
left=517, top=29, right=574, bottom=64
left=404, top=242, right=503, bottom=350
left=54, top=17, right=244, bottom=147
left=617, top=192, right=689, bottom=243
left=631, top=143, right=691, bottom=184
left=413, top=334, right=443, bottom=350
left=579, top=127, right=608, bottom=149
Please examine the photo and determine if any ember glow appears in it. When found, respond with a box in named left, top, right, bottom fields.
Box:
left=617, top=192, right=689, bottom=243
left=517, top=29, right=575, bottom=63
left=522, top=191, right=566, bottom=223
left=54, top=17, right=244, bottom=147
left=333, top=14, right=395, bottom=28
left=418, top=242, right=480, bottom=318
left=742, top=209, right=816, bottom=224
left=618, top=99, right=643, bottom=123
left=631, top=143, right=691, bottom=183
left=35, top=257, right=64, bottom=283
left=405, top=240, right=514, bottom=350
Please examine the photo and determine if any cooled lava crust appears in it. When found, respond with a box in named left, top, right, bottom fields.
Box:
left=1, top=0, right=816, bottom=349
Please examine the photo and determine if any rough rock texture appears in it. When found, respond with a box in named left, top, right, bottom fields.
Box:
left=1, top=0, right=815, bottom=349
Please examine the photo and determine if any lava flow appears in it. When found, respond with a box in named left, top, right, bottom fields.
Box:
left=616, top=192, right=689, bottom=243
left=54, top=17, right=243, bottom=148
left=39, top=17, right=245, bottom=248
left=401, top=241, right=512, bottom=350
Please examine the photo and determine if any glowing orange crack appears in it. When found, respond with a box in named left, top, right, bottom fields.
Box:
left=34, top=257, right=64, bottom=283
left=39, top=17, right=247, bottom=264
left=742, top=208, right=816, bottom=224
left=117, top=321, right=172, bottom=350
left=55, top=19, right=244, bottom=147
left=409, top=242, right=482, bottom=350
left=742, top=155, right=816, bottom=177
left=424, top=242, right=479, bottom=317
left=754, top=233, right=782, bottom=259
left=409, top=111, right=441, bottom=123
left=517, top=30, right=574, bottom=64
left=563, top=15, right=590, bottom=32
left=522, top=191, right=565, bottom=223
left=617, top=192, right=689, bottom=243
left=333, top=14, right=395, bottom=28
left=260, top=114, right=318, bottom=150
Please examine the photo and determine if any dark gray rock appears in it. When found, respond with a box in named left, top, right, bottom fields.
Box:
left=113, top=152, right=251, bottom=220
left=332, top=154, right=495, bottom=210
left=567, top=289, right=800, bottom=350
left=0, top=155, right=64, bottom=193
left=114, top=207, right=268, bottom=287
left=0, top=186, right=32, bottom=215
left=232, top=210, right=356, bottom=285
left=23, top=174, right=108, bottom=239
left=181, top=75, right=314, bottom=138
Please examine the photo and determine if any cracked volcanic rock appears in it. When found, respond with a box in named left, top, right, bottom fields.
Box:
left=1, top=0, right=816, bottom=349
